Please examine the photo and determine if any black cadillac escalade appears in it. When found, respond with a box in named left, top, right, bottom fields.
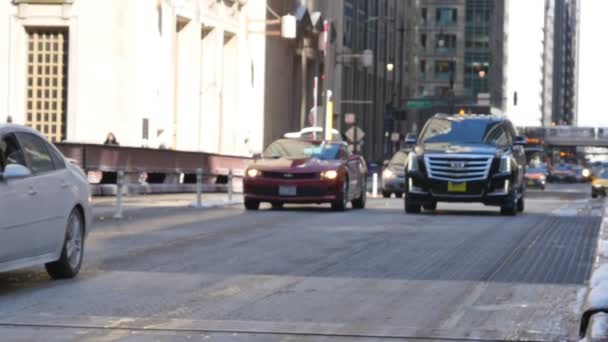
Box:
left=404, top=114, right=527, bottom=215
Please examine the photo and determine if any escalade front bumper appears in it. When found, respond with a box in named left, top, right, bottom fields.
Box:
left=405, top=170, right=516, bottom=207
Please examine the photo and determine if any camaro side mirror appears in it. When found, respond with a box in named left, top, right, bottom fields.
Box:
left=1, top=164, right=32, bottom=180
left=405, top=133, right=417, bottom=145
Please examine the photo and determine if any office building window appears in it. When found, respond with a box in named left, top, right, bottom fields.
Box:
left=26, top=28, right=69, bottom=142
left=436, top=8, right=458, bottom=25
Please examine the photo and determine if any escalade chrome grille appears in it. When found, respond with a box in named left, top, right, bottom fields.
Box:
left=424, top=154, right=494, bottom=182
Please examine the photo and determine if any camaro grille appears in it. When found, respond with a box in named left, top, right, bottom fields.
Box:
left=261, top=172, right=318, bottom=180
left=424, top=154, right=493, bottom=182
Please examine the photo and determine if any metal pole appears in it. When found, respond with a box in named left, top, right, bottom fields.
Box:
left=114, top=170, right=124, bottom=220
left=196, top=168, right=202, bottom=208
left=300, top=37, right=308, bottom=129
left=228, top=169, right=233, bottom=202
left=372, top=172, right=378, bottom=198
left=321, top=20, right=330, bottom=140
left=313, top=76, right=318, bottom=139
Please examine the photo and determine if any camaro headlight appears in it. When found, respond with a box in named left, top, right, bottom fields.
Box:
left=407, top=152, right=419, bottom=172
left=499, top=156, right=511, bottom=173
left=383, top=169, right=395, bottom=179
left=582, top=169, right=591, bottom=178
left=321, top=170, right=338, bottom=180
left=247, top=169, right=260, bottom=178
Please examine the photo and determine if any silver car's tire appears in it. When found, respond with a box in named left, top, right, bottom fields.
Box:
left=45, top=209, right=85, bottom=279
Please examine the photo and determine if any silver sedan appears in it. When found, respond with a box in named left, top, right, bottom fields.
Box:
left=0, top=124, right=92, bottom=279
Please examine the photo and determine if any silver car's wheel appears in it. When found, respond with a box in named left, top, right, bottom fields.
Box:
left=45, top=209, right=85, bottom=279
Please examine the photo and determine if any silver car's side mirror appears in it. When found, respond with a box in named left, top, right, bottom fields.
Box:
left=1, top=164, right=32, bottom=180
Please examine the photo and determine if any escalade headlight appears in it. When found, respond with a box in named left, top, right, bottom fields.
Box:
left=499, top=156, right=511, bottom=173
left=407, top=152, right=419, bottom=172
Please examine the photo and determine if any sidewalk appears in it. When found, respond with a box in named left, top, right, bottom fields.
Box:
left=92, top=193, right=243, bottom=221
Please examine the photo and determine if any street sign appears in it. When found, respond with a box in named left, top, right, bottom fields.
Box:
left=390, top=132, right=400, bottom=142
left=406, top=100, right=432, bottom=110
left=345, top=126, right=365, bottom=142
left=361, top=49, right=374, bottom=68
left=344, top=113, right=356, bottom=125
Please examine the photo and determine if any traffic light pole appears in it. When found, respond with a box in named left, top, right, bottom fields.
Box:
left=322, top=20, right=333, bottom=141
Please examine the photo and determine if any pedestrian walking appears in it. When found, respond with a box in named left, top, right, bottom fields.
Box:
left=104, top=132, right=119, bottom=146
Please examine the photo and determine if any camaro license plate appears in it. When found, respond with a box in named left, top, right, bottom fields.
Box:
left=448, top=182, right=467, bottom=192
left=279, top=186, right=297, bottom=196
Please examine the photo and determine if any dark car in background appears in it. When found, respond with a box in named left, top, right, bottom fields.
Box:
left=382, top=149, right=408, bottom=198
left=549, top=164, right=575, bottom=183
left=243, top=139, right=367, bottom=211
left=404, top=114, right=527, bottom=215
left=572, top=165, right=592, bottom=183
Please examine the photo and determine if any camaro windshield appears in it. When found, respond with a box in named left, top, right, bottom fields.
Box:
left=263, top=140, right=341, bottom=161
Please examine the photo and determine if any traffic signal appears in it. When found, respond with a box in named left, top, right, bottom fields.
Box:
left=458, top=109, right=465, bottom=116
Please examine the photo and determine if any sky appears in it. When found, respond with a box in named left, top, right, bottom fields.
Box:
left=577, top=0, right=608, bottom=127
left=504, top=0, right=545, bottom=127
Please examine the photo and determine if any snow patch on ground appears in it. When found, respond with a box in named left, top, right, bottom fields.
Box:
left=591, top=313, right=608, bottom=340
left=588, top=283, right=608, bottom=310
left=582, top=200, right=608, bottom=340
left=190, top=199, right=243, bottom=209
left=591, top=265, right=608, bottom=288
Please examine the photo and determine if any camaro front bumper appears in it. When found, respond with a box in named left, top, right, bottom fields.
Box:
left=405, top=170, right=515, bottom=206
left=244, top=178, right=341, bottom=203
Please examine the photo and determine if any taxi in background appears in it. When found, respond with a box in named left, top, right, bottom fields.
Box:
left=591, top=169, right=608, bottom=198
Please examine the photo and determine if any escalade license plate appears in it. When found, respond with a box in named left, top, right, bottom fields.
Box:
left=448, top=182, right=467, bottom=192
left=279, top=186, right=297, bottom=196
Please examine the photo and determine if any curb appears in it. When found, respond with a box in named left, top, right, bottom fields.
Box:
left=580, top=199, right=608, bottom=340
left=93, top=199, right=244, bottom=222
left=190, top=199, right=243, bottom=209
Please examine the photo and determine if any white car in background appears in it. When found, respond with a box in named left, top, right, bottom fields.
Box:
left=284, top=127, right=343, bottom=141
left=0, top=125, right=92, bottom=279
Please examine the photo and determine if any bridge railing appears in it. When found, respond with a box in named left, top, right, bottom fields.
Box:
left=55, top=143, right=252, bottom=195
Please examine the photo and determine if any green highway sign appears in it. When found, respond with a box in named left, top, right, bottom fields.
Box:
left=406, top=100, right=432, bottom=110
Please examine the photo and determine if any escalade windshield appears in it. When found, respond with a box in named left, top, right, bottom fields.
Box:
left=420, top=118, right=504, bottom=145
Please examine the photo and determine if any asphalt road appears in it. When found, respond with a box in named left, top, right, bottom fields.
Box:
left=0, top=184, right=603, bottom=341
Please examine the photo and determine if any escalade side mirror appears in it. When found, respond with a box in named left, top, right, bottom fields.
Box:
left=514, top=136, right=527, bottom=145
left=405, top=133, right=417, bottom=145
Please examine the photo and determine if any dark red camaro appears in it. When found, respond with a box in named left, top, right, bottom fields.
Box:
left=243, top=139, right=367, bottom=211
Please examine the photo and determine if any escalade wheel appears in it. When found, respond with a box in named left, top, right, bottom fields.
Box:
left=517, top=196, right=525, bottom=212
left=405, top=198, right=421, bottom=214
left=500, top=195, right=518, bottom=216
